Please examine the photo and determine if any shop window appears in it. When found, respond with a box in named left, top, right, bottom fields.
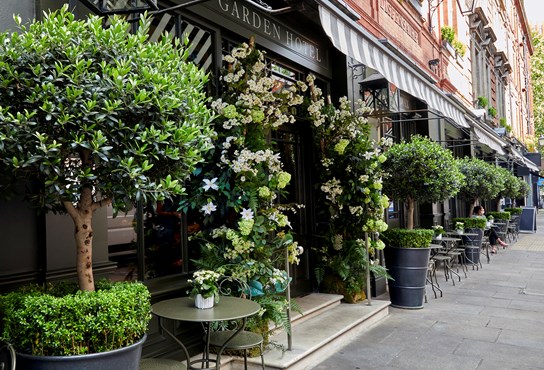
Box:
left=108, top=16, right=213, bottom=281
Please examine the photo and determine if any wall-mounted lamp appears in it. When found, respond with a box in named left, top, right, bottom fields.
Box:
left=538, top=136, right=544, bottom=147
left=456, top=0, right=476, bottom=15
left=428, top=59, right=440, bottom=68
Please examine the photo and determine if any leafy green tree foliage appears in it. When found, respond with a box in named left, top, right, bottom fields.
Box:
left=0, top=7, right=213, bottom=291
left=457, top=157, right=503, bottom=216
left=495, top=167, right=521, bottom=210
left=531, top=30, right=544, bottom=141
left=383, top=135, right=464, bottom=229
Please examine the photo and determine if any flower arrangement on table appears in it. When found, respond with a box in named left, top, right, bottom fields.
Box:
left=432, top=225, right=445, bottom=236
left=455, top=222, right=464, bottom=233
left=188, top=270, right=221, bottom=308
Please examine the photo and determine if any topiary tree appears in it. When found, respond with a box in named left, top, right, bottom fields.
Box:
left=0, top=7, right=214, bottom=291
left=457, top=157, right=503, bottom=216
left=516, top=178, right=531, bottom=201
left=495, top=167, right=521, bottom=210
left=383, top=135, right=465, bottom=229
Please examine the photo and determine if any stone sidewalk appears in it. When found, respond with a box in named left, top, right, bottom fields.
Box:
left=312, top=212, right=544, bottom=370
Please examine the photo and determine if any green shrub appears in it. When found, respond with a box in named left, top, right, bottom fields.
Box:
left=441, top=26, right=455, bottom=44
left=452, top=217, right=487, bottom=229
left=452, top=39, right=466, bottom=57
left=381, top=229, right=433, bottom=249
left=486, top=211, right=511, bottom=220
left=488, top=106, right=497, bottom=118
left=477, top=96, right=488, bottom=108
left=0, top=281, right=151, bottom=356
left=504, top=207, right=522, bottom=215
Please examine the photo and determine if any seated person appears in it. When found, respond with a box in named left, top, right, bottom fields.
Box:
left=472, top=205, right=507, bottom=253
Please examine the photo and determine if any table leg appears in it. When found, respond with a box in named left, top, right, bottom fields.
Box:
left=157, top=317, right=192, bottom=367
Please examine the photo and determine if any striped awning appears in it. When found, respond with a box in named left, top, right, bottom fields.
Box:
left=473, top=126, right=506, bottom=155
left=318, top=1, right=469, bottom=128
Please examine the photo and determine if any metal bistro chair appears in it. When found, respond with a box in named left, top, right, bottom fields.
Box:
left=507, top=216, right=520, bottom=243
left=0, top=341, right=16, bottom=370
left=205, top=277, right=265, bottom=370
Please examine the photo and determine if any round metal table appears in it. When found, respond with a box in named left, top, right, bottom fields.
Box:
left=152, top=296, right=261, bottom=370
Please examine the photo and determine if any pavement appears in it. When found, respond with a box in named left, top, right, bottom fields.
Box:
left=312, top=211, right=544, bottom=370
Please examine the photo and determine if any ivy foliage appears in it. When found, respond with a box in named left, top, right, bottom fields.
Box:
left=531, top=30, right=544, bottom=140
left=0, top=6, right=214, bottom=213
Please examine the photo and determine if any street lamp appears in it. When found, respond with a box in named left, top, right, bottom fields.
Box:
left=78, top=0, right=159, bottom=15
left=456, top=0, right=476, bottom=15
left=538, top=136, right=544, bottom=147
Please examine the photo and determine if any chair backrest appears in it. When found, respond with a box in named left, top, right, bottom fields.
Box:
left=463, top=228, right=483, bottom=247
left=217, top=276, right=251, bottom=299
left=0, top=342, right=16, bottom=370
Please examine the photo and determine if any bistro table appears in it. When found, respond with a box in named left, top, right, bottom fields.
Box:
left=152, top=296, right=261, bottom=370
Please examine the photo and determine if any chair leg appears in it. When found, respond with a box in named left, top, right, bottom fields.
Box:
left=244, top=349, right=248, bottom=370
left=259, top=343, right=265, bottom=370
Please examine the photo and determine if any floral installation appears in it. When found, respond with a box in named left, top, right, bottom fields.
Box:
left=309, top=91, right=391, bottom=299
left=188, top=269, right=221, bottom=299
left=432, top=225, right=445, bottom=236
left=181, top=38, right=307, bottom=338
left=455, top=222, right=465, bottom=231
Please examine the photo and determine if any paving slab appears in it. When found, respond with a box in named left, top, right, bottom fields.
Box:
left=311, top=212, right=544, bottom=370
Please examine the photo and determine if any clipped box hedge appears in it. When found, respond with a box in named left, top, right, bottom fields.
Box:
left=504, top=208, right=522, bottom=215
left=0, top=280, right=151, bottom=356
left=452, top=217, right=487, bottom=229
left=486, top=211, right=511, bottom=220
left=381, top=228, right=433, bottom=248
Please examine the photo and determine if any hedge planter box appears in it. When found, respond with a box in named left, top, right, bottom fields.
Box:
left=384, top=246, right=431, bottom=309
left=16, top=335, right=146, bottom=370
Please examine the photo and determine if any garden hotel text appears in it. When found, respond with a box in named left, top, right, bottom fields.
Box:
left=217, top=0, right=323, bottom=63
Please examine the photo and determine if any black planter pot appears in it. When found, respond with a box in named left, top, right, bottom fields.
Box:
left=462, top=228, right=483, bottom=266
left=16, top=334, right=146, bottom=370
left=384, top=247, right=431, bottom=309
left=371, top=273, right=387, bottom=297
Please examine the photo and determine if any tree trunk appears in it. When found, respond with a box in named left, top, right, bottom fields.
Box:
left=406, top=198, right=415, bottom=230
left=468, top=199, right=478, bottom=217
left=65, top=187, right=96, bottom=292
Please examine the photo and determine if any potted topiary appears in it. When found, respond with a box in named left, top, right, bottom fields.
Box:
left=494, top=167, right=521, bottom=211
left=457, top=157, right=503, bottom=216
left=452, top=217, right=487, bottom=265
left=0, top=7, right=213, bottom=368
left=381, top=229, right=434, bottom=309
left=382, top=135, right=464, bottom=308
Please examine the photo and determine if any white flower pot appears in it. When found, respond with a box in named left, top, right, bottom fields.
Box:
left=195, top=294, right=215, bottom=309
left=456, top=230, right=463, bottom=235
left=435, top=234, right=442, bottom=240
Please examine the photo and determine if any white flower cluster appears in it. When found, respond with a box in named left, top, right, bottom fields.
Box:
left=321, top=178, right=343, bottom=203
left=223, top=149, right=283, bottom=175
left=332, top=234, right=343, bottom=251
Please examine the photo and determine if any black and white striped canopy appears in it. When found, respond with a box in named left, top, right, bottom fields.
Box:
left=318, top=2, right=469, bottom=128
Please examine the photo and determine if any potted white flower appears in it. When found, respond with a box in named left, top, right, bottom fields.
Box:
left=188, top=270, right=221, bottom=309
left=455, top=222, right=465, bottom=234
left=432, top=225, right=445, bottom=240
